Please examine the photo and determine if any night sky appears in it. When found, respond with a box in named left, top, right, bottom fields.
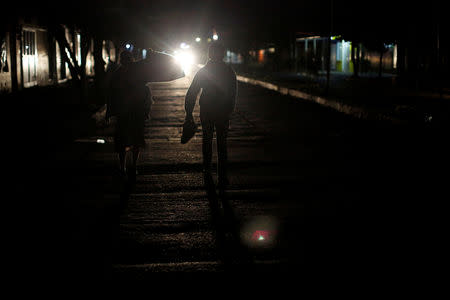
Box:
left=9, top=0, right=446, bottom=51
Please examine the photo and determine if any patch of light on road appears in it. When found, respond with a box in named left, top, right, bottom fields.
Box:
left=241, top=215, right=278, bottom=248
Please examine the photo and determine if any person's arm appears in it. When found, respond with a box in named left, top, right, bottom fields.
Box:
left=184, top=71, right=202, bottom=119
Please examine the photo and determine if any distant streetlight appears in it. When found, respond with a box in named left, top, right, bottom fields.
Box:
left=212, top=34, right=218, bottom=41
left=195, top=37, right=201, bottom=42
left=125, top=43, right=131, bottom=49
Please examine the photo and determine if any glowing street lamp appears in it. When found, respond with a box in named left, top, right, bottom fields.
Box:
left=212, top=34, right=218, bottom=41
left=195, top=37, right=201, bottom=42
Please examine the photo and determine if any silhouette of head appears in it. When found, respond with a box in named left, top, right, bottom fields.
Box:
left=208, top=42, right=225, bottom=62
left=120, top=50, right=134, bottom=66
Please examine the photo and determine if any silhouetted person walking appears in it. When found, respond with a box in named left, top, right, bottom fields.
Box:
left=106, top=50, right=152, bottom=178
left=184, top=42, right=237, bottom=188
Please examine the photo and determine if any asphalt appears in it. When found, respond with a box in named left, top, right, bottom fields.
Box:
left=5, top=66, right=449, bottom=280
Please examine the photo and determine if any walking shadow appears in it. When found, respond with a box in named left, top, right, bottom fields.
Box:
left=101, top=168, right=137, bottom=279
left=203, top=173, right=253, bottom=271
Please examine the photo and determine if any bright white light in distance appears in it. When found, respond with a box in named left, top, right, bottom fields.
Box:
left=174, top=51, right=195, bottom=72
left=212, top=34, right=218, bottom=40
left=180, top=42, right=190, bottom=49
left=125, top=43, right=131, bottom=49
left=195, top=37, right=201, bottom=42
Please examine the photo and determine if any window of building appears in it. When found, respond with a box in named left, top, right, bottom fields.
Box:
left=22, top=30, right=37, bottom=86
left=1, top=33, right=9, bottom=72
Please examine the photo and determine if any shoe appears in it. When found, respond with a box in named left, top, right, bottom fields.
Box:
left=202, top=168, right=212, bottom=177
left=128, top=164, right=139, bottom=175
left=218, top=177, right=230, bottom=189
left=203, top=169, right=214, bottom=187
left=128, top=167, right=138, bottom=181
left=118, top=168, right=127, bottom=177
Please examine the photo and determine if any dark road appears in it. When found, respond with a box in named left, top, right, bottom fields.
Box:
left=109, top=69, right=362, bottom=275
left=10, top=66, right=448, bottom=279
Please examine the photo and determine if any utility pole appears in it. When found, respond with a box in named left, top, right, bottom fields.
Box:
left=435, top=1, right=442, bottom=99
left=326, top=0, right=333, bottom=95
left=9, top=22, right=19, bottom=92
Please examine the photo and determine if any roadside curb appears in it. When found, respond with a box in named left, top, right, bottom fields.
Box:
left=236, top=74, right=406, bottom=124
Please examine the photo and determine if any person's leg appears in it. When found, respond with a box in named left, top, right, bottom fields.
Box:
left=119, top=150, right=126, bottom=174
left=201, top=118, right=214, bottom=174
left=216, top=119, right=230, bottom=187
left=116, top=117, right=128, bottom=175
left=131, top=146, right=140, bottom=173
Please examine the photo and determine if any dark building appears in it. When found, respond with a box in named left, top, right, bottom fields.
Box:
left=1, top=16, right=116, bottom=93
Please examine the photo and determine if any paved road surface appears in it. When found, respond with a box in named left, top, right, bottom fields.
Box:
left=13, top=66, right=447, bottom=280
left=111, top=69, right=359, bottom=277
